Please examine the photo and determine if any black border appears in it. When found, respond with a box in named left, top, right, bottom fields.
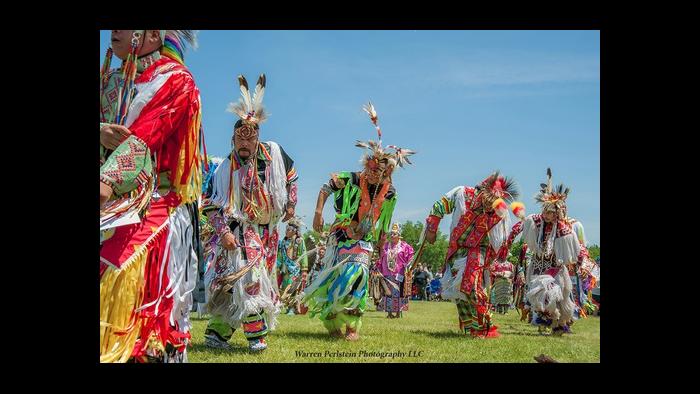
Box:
left=27, top=9, right=628, bottom=382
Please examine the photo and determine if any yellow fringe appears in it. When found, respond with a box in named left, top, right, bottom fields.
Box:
left=172, top=105, right=203, bottom=204
left=100, top=205, right=174, bottom=362
left=100, top=247, right=148, bottom=363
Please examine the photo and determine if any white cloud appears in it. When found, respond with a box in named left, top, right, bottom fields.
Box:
left=431, top=49, right=599, bottom=87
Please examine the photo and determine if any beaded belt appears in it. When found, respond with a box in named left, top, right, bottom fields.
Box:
left=336, top=252, right=370, bottom=266
left=337, top=243, right=371, bottom=266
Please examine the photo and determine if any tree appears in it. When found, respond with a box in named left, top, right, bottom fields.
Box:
left=587, top=244, right=600, bottom=261
left=399, top=220, right=422, bottom=246
left=507, top=239, right=525, bottom=265
left=399, top=220, right=448, bottom=274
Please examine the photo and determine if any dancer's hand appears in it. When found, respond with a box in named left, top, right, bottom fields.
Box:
left=100, top=124, right=132, bottom=150
left=100, top=181, right=113, bottom=207
left=221, top=232, right=238, bottom=250
left=313, top=212, right=324, bottom=232
left=425, top=229, right=437, bottom=244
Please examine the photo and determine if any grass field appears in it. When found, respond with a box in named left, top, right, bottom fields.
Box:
left=187, top=300, right=600, bottom=363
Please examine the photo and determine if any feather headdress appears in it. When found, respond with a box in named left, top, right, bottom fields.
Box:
left=535, top=167, right=569, bottom=215
left=356, top=101, right=416, bottom=170
left=227, top=74, right=268, bottom=138
left=475, top=171, right=520, bottom=203
left=510, top=201, right=526, bottom=220
left=286, top=215, right=305, bottom=230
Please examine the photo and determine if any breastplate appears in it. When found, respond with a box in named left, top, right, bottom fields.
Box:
left=532, top=253, right=557, bottom=275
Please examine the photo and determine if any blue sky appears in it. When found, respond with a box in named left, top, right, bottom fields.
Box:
left=100, top=30, right=600, bottom=245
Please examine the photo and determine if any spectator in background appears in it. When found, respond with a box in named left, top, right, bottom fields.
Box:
left=429, top=273, right=443, bottom=301
left=414, top=264, right=433, bottom=300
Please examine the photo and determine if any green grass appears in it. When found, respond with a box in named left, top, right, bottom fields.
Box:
left=187, top=300, right=600, bottom=363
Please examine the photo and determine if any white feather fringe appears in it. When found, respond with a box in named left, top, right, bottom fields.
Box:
left=526, top=275, right=563, bottom=319
left=265, top=141, right=289, bottom=223
left=553, top=233, right=581, bottom=265
left=206, top=223, right=281, bottom=330
left=440, top=256, right=470, bottom=302
left=525, top=268, right=575, bottom=323
left=166, top=206, right=198, bottom=336
left=209, top=141, right=288, bottom=226
left=448, top=186, right=467, bottom=236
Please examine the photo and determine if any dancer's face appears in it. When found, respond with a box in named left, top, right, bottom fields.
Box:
left=365, top=158, right=390, bottom=185
left=110, top=30, right=162, bottom=60
left=543, top=210, right=556, bottom=223
left=481, top=193, right=498, bottom=212
left=286, top=226, right=297, bottom=239
left=318, top=246, right=326, bottom=259
left=391, top=233, right=400, bottom=244
left=233, top=128, right=259, bottom=161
